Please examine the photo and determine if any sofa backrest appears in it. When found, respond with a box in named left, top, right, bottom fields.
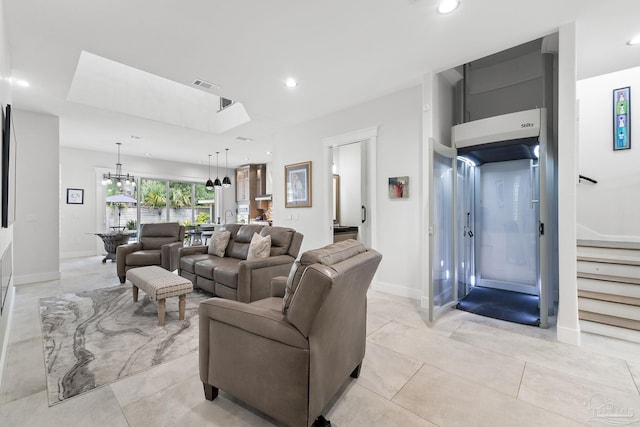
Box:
left=139, top=222, right=185, bottom=250
left=221, top=224, right=303, bottom=260
left=259, top=226, right=295, bottom=256
left=223, top=224, right=264, bottom=259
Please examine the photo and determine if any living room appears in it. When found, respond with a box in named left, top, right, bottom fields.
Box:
left=2, top=0, right=640, bottom=425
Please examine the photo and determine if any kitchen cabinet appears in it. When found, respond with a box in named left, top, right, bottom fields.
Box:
left=236, top=164, right=266, bottom=220
left=236, top=167, right=250, bottom=202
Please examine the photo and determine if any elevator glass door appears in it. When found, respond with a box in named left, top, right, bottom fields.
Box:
left=476, top=159, right=540, bottom=295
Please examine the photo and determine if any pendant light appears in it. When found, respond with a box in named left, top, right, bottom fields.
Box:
left=205, top=154, right=214, bottom=190
left=213, top=151, right=222, bottom=188
left=222, top=148, right=232, bottom=187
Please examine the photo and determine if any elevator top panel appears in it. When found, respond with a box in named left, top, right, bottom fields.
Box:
left=452, top=108, right=542, bottom=149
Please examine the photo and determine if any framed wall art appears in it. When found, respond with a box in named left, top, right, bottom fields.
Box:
left=66, top=188, right=84, bottom=204
left=388, top=176, right=409, bottom=199
left=285, top=161, right=312, bottom=208
left=614, top=86, right=631, bottom=150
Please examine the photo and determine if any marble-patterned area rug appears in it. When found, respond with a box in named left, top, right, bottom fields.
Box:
left=39, top=284, right=209, bottom=406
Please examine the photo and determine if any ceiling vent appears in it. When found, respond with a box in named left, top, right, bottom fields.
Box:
left=220, top=97, right=233, bottom=111
left=193, top=79, right=220, bottom=90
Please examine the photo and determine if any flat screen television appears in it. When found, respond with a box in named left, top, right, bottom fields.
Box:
left=2, top=104, right=12, bottom=228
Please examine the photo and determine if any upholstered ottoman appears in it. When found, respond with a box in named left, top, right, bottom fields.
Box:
left=127, top=266, right=193, bottom=326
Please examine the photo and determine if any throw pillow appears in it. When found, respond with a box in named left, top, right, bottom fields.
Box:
left=247, top=232, right=271, bottom=260
left=207, top=230, right=231, bottom=257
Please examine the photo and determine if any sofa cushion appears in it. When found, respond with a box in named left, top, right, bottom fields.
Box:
left=208, top=230, right=231, bottom=257
left=214, top=262, right=241, bottom=289
left=180, top=253, right=212, bottom=273
left=260, top=227, right=294, bottom=256
left=126, top=250, right=161, bottom=266
left=193, top=256, right=240, bottom=280
left=247, top=233, right=271, bottom=260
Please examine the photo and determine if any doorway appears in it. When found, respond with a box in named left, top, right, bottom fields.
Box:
left=323, top=127, right=378, bottom=249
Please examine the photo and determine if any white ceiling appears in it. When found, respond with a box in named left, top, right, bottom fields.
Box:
left=4, top=0, right=640, bottom=167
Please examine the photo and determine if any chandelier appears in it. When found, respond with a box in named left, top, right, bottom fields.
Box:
left=102, top=142, right=135, bottom=189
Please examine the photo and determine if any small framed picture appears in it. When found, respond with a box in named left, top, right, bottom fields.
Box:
left=285, top=161, right=312, bottom=208
left=66, top=188, right=84, bottom=204
left=613, top=86, right=631, bottom=150
left=388, top=176, right=409, bottom=199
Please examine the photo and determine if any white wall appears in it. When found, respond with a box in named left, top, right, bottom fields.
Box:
left=576, top=65, right=640, bottom=241
left=60, top=146, right=236, bottom=258
left=272, top=85, right=423, bottom=298
left=13, top=109, right=60, bottom=285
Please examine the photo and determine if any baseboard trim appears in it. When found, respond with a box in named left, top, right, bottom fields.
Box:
left=557, top=324, right=581, bottom=345
left=14, top=271, right=61, bottom=285
left=61, top=250, right=98, bottom=259
left=371, top=281, right=422, bottom=300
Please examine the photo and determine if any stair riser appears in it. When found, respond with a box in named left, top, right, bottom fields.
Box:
left=577, top=261, right=640, bottom=284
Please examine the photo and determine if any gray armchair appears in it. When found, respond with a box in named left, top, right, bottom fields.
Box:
left=199, top=240, right=382, bottom=427
left=116, top=222, right=185, bottom=283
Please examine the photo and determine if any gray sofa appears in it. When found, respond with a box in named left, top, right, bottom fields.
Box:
left=178, top=224, right=303, bottom=303
left=198, top=239, right=382, bottom=427
left=116, top=222, right=185, bottom=284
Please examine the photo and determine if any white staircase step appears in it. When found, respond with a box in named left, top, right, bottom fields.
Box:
left=580, top=319, right=640, bottom=343
left=577, top=247, right=640, bottom=265
left=578, top=278, right=640, bottom=299
left=577, top=260, right=640, bottom=284
left=577, top=239, right=640, bottom=250
left=578, top=298, right=640, bottom=322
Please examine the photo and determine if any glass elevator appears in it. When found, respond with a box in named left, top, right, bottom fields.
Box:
left=428, top=37, right=559, bottom=328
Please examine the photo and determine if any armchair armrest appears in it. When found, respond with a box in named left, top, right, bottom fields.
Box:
left=200, top=298, right=307, bottom=348
left=237, top=255, right=296, bottom=303
left=271, top=276, right=287, bottom=297
left=198, top=298, right=308, bottom=384
left=116, top=242, right=143, bottom=278
left=161, top=240, right=184, bottom=271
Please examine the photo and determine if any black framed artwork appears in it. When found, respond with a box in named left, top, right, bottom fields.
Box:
left=66, top=188, right=84, bottom=204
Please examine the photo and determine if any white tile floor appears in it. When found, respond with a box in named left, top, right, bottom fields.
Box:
left=1, top=256, right=639, bottom=426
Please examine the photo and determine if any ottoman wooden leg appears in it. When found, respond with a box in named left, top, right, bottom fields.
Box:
left=158, top=298, right=166, bottom=326
left=179, top=294, right=186, bottom=320
left=133, top=285, right=139, bottom=302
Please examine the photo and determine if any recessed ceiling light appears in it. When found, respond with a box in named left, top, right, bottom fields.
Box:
left=285, top=78, right=298, bottom=88
left=437, top=0, right=459, bottom=14
left=265, top=151, right=272, bottom=155
left=236, top=136, right=254, bottom=142
left=144, top=152, right=152, bottom=157
left=15, top=79, right=30, bottom=87
left=628, top=35, right=640, bottom=46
